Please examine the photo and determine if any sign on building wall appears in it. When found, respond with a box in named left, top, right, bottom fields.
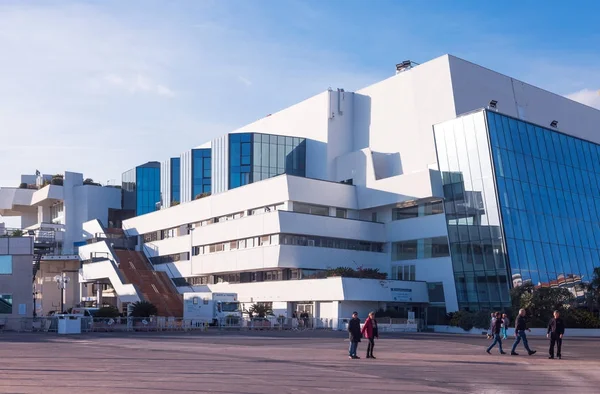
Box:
left=390, top=288, right=412, bottom=302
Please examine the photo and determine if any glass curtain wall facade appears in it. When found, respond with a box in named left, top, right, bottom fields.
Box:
left=135, top=162, right=160, bottom=215
left=121, top=168, right=136, bottom=212
left=192, top=149, right=211, bottom=199
left=435, top=109, right=600, bottom=310
left=170, top=158, right=180, bottom=204
left=487, top=111, right=600, bottom=297
left=228, top=133, right=306, bottom=190
left=434, top=111, right=511, bottom=311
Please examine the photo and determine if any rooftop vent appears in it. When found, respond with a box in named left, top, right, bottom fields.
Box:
left=395, top=60, right=419, bottom=74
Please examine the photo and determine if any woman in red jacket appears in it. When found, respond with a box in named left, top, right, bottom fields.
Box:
left=361, top=311, right=379, bottom=359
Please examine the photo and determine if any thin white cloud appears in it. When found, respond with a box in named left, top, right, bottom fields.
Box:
left=237, top=76, right=252, bottom=87
left=566, top=88, right=600, bottom=110
left=99, top=73, right=175, bottom=97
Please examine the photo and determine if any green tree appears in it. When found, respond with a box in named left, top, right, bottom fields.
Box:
left=247, top=303, right=273, bottom=318
left=587, top=267, right=600, bottom=314
left=130, top=301, right=158, bottom=318
left=10, top=229, right=24, bottom=237
left=511, top=283, right=574, bottom=327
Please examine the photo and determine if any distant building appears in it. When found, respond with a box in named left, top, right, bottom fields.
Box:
left=122, top=162, right=161, bottom=216
left=0, top=234, right=33, bottom=330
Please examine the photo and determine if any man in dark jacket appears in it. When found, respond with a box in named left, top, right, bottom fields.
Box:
left=486, top=312, right=506, bottom=354
left=547, top=310, right=566, bottom=359
left=511, top=309, right=537, bottom=356
left=347, top=312, right=361, bottom=359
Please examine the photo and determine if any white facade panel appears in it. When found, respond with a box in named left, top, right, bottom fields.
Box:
left=160, top=159, right=171, bottom=208
left=355, top=55, right=457, bottom=175
left=211, top=135, right=228, bottom=194
left=448, top=55, right=600, bottom=144
left=180, top=150, right=192, bottom=203
left=392, top=256, right=458, bottom=312
left=386, top=214, right=448, bottom=243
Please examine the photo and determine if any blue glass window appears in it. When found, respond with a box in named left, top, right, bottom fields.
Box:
left=170, top=157, right=180, bottom=204
left=228, top=133, right=306, bottom=190
left=192, top=149, right=211, bottom=199
left=135, top=163, right=160, bottom=215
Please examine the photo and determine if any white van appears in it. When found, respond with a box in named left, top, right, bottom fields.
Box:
left=71, top=307, right=100, bottom=317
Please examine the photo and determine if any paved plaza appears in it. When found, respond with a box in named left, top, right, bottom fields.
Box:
left=1, top=331, right=599, bottom=393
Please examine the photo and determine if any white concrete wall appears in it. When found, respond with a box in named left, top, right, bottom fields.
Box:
left=72, top=185, right=121, bottom=249
left=77, top=238, right=141, bottom=303
left=386, top=214, right=448, bottom=242
left=211, top=136, right=228, bottom=195
left=180, top=149, right=192, bottom=203
left=160, top=158, right=171, bottom=208
left=448, top=55, right=600, bottom=144
left=354, top=55, right=457, bottom=175
left=123, top=175, right=360, bottom=236
left=230, top=91, right=331, bottom=181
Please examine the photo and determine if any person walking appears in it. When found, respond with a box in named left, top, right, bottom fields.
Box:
left=501, top=313, right=509, bottom=339
left=361, top=311, right=379, bottom=359
left=347, top=312, right=362, bottom=359
left=547, top=310, right=565, bottom=359
left=486, top=312, right=506, bottom=355
left=511, top=309, right=537, bottom=356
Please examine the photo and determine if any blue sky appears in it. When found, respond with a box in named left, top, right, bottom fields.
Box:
left=1, top=0, right=599, bottom=224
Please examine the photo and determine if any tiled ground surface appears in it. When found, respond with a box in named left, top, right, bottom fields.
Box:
left=1, top=331, right=598, bottom=393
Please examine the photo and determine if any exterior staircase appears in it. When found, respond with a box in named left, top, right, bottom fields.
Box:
left=113, top=249, right=183, bottom=317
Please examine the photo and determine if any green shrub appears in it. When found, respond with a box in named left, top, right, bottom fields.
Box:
left=95, top=306, right=120, bottom=318
left=449, top=310, right=495, bottom=331
left=564, top=309, right=600, bottom=329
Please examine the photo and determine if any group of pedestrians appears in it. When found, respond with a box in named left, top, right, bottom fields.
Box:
left=346, top=308, right=567, bottom=361
left=347, top=311, right=378, bottom=359
left=486, top=308, right=566, bottom=359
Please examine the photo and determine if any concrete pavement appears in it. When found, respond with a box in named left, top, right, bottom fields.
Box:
left=0, top=331, right=598, bottom=393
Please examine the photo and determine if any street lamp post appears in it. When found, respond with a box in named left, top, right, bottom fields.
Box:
left=54, top=274, right=70, bottom=313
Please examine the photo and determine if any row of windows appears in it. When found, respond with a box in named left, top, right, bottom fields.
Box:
left=172, top=269, right=327, bottom=286
left=391, top=264, right=416, bottom=281
left=497, top=177, right=600, bottom=223
left=141, top=204, right=284, bottom=242
left=293, top=202, right=329, bottom=216
left=228, top=133, right=307, bottom=189
left=192, top=149, right=212, bottom=198
left=450, top=242, right=506, bottom=273
left=192, top=233, right=384, bottom=255
left=455, top=271, right=511, bottom=305
left=494, top=147, right=600, bottom=198
left=392, top=200, right=443, bottom=221
left=391, top=237, right=450, bottom=261
left=488, top=111, right=600, bottom=174
left=141, top=201, right=360, bottom=244
left=149, top=252, right=189, bottom=265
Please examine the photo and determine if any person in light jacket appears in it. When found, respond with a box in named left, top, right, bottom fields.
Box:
left=361, top=311, right=379, bottom=359
left=347, top=312, right=362, bottom=359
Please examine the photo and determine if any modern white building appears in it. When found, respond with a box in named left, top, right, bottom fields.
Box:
left=0, top=171, right=125, bottom=315
left=0, top=171, right=122, bottom=255
left=80, top=54, right=600, bottom=323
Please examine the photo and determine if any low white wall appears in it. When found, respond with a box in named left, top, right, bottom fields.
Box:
left=433, top=325, right=600, bottom=337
